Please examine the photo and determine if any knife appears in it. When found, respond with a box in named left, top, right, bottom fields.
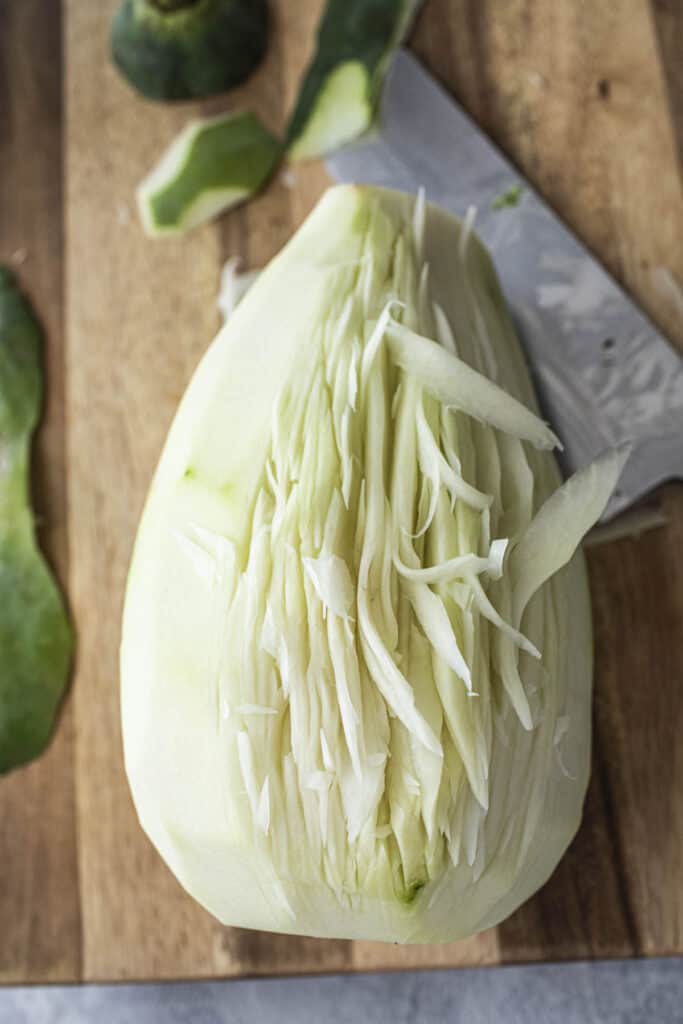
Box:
left=325, top=50, right=683, bottom=521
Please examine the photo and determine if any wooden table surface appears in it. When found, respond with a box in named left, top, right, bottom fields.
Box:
left=1, top=0, right=682, bottom=984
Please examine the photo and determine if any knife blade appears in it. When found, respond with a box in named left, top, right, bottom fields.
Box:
left=326, top=50, right=683, bottom=520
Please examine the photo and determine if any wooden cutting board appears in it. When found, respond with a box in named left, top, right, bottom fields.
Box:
left=1, top=0, right=682, bottom=984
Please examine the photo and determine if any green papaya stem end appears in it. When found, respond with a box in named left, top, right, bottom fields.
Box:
left=110, top=0, right=270, bottom=102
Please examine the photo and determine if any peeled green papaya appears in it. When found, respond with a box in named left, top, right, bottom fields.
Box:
left=110, top=0, right=270, bottom=102
left=0, top=268, right=72, bottom=773
left=121, top=186, right=626, bottom=941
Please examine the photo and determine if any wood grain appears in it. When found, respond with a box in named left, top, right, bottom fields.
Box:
left=0, top=0, right=81, bottom=984
left=651, top=0, right=683, bottom=175
left=1, top=0, right=681, bottom=982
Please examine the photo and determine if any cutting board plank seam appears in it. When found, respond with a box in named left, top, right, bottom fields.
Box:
left=593, top=726, right=641, bottom=956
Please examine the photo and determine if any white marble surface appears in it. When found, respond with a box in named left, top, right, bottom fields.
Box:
left=1, top=959, right=681, bottom=1023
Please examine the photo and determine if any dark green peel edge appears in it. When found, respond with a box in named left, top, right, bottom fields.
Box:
left=147, top=112, right=281, bottom=230
left=0, top=267, right=73, bottom=774
left=285, top=0, right=421, bottom=156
